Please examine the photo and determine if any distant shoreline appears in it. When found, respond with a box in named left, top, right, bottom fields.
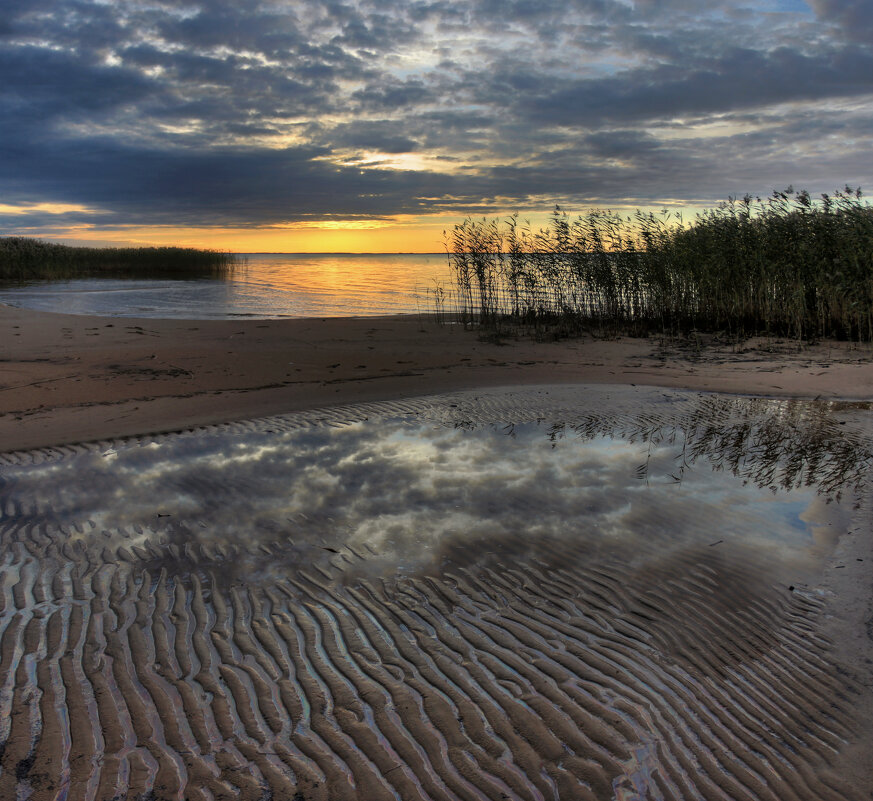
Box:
left=234, top=251, right=447, bottom=256
left=0, top=236, right=236, bottom=280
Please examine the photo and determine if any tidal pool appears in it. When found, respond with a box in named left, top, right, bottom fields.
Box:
left=0, top=386, right=869, bottom=800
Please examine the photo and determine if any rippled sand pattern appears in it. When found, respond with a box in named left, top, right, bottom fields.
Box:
left=0, top=387, right=868, bottom=800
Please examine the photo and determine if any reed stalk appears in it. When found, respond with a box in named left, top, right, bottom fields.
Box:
left=0, top=237, right=237, bottom=280
left=444, top=187, right=873, bottom=342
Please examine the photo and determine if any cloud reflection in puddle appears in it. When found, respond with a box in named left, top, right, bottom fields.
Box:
left=2, top=388, right=862, bottom=591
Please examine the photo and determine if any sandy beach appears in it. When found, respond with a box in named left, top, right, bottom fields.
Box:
left=5, top=0, right=872, bottom=795
left=2, top=302, right=873, bottom=453
left=1, top=303, right=872, bottom=800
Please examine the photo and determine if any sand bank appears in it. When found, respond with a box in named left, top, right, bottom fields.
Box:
left=2, top=303, right=873, bottom=453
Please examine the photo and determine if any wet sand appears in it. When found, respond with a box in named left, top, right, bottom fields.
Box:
left=2, top=303, right=873, bottom=453
left=1, top=306, right=872, bottom=799
left=0, top=388, right=871, bottom=800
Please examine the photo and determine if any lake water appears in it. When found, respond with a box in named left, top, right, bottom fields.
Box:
left=0, top=252, right=454, bottom=319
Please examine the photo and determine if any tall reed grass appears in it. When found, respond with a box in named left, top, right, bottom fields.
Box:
left=445, top=187, right=873, bottom=342
left=0, top=237, right=237, bottom=280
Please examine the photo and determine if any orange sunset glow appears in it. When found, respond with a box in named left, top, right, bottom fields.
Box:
left=45, top=217, right=451, bottom=253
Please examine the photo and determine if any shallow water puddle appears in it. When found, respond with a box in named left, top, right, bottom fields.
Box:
left=0, top=386, right=869, bottom=800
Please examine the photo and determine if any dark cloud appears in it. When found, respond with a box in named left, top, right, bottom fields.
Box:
left=351, top=78, right=436, bottom=111
left=0, top=0, right=871, bottom=232
left=527, top=46, right=873, bottom=127
left=0, top=134, right=467, bottom=225
left=328, top=121, right=419, bottom=153
left=0, top=45, right=157, bottom=121
left=809, top=0, right=873, bottom=40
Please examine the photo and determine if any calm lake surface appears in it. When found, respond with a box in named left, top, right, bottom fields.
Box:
left=0, top=253, right=454, bottom=319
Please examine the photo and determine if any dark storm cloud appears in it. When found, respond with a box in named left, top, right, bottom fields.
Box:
left=1, top=0, right=872, bottom=231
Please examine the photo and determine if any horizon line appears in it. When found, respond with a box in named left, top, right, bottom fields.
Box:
left=236, top=251, right=446, bottom=256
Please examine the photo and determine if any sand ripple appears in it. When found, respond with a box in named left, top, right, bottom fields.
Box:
left=0, top=386, right=868, bottom=800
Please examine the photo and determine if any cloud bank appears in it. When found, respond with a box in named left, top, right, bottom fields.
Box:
left=1, top=0, right=872, bottom=233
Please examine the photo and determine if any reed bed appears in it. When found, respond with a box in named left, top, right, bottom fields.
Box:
left=0, top=237, right=237, bottom=280
left=445, top=187, right=873, bottom=342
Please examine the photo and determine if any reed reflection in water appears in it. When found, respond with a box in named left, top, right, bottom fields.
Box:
left=0, top=387, right=868, bottom=801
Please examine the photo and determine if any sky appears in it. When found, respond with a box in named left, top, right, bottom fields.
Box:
left=1, top=0, right=872, bottom=252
